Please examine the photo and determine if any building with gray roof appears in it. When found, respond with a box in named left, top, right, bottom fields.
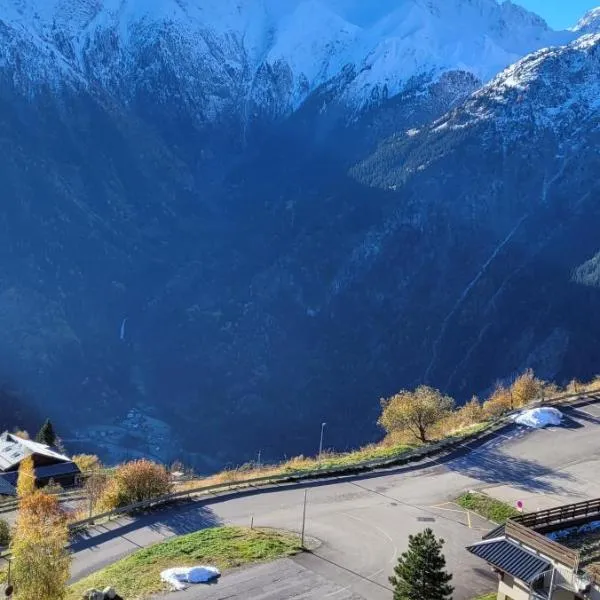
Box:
left=0, top=432, right=81, bottom=494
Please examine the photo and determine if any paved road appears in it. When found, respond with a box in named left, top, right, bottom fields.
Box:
left=71, top=398, right=600, bottom=600
left=154, top=558, right=366, bottom=600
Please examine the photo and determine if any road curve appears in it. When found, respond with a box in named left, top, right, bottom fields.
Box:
left=71, top=399, right=600, bottom=599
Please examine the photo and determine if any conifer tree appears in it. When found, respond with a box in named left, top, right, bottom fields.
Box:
left=36, top=419, right=56, bottom=447
left=389, top=528, right=453, bottom=600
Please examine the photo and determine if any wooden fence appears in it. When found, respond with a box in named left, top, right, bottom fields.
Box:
left=515, top=498, right=600, bottom=532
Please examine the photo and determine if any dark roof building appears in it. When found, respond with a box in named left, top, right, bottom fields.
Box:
left=0, top=477, right=16, bottom=497
left=467, top=537, right=551, bottom=586
left=0, top=432, right=81, bottom=495
left=467, top=498, right=600, bottom=600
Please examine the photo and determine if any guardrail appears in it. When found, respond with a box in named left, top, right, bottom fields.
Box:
left=0, top=487, right=86, bottom=515
left=0, top=499, right=18, bottom=514
left=67, top=424, right=508, bottom=531
left=540, top=386, right=600, bottom=407
left=66, top=388, right=600, bottom=532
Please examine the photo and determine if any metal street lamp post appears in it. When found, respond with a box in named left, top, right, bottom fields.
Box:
left=318, top=422, right=326, bottom=463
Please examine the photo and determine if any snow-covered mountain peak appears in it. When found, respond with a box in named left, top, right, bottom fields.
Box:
left=0, top=0, right=584, bottom=116
left=430, top=32, right=600, bottom=140
left=573, top=7, right=600, bottom=34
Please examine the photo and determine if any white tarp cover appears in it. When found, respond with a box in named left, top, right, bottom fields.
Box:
left=160, top=566, right=221, bottom=591
left=512, top=407, right=563, bottom=429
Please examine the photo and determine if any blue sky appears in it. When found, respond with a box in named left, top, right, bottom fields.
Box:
left=516, top=0, right=598, bottom=29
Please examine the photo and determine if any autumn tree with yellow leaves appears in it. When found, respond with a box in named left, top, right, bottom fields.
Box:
left=72, top=453, right=103, bottom=473
left=98, top=459, right=172, bottom=511
left=16, top=455, right=36, bottom=498
left=511, top=369, right=541, bottom=408
left=379, top=386, right=454, bottom=443
left=11, top=491, right=70, bottom=600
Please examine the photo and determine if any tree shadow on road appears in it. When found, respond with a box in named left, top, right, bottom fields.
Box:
left=445, top=446, right=577, bottom=496
left=146, top=501, right=223, bottom=535
left=70, top=503, right=222, bottom=553
left=557, top=412, right=586, bottom=429
left=563, top=407, right=600, bottom=426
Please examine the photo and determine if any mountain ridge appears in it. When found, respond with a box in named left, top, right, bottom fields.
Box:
left=1, top=1, right=600, bottom=468
left=0, top=0, right=576, bottom=115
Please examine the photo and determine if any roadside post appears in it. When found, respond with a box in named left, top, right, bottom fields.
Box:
left=301, top=489, right=308, bottom=548
left=5, top=557, right=13, bottom=598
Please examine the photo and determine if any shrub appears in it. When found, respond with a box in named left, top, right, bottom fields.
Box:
left=434, top=396, right=485, bottom=438
left=0, top=518, right=10, bottom=546
left=461, top=396, right=484, bottom=423
left=482, top=386, right=512, bottom=419
left=44, top=478, right=63, bottom=495
left=583, top=375, right=600, bottom=393
left=98, top=459, right=171, bottom=511
left=72, top=454, right=103, bottom=473
left=457, top=492, right=519, bottom=523
left=566, top=379, right=582, bottom=394
left=541, top=381, right=561, bottom=398
left=511, top=369, right=540, bottom=408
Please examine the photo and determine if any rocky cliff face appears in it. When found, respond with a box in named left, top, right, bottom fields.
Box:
left=1, top=0, right=598, bottom=468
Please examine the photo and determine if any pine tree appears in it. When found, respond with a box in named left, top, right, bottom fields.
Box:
left=36, top=419, right=57, bottom=447
left=389, top=528, right=453, bottom=600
